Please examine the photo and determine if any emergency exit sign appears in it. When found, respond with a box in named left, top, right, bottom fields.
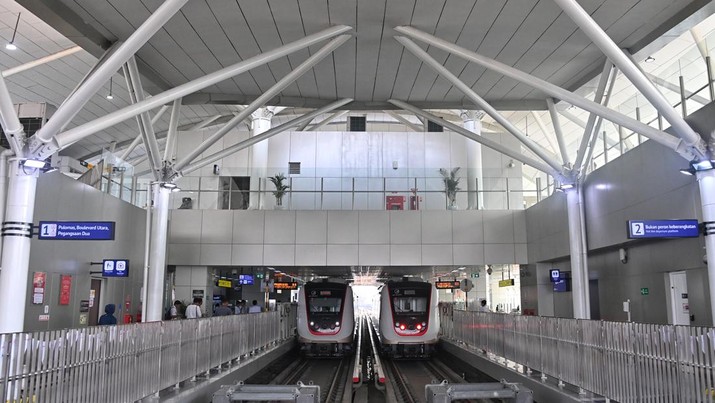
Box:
left=641, top=288, right=649, bottom=296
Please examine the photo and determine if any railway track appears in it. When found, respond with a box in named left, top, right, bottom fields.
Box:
left=273, top=357, right=352, bottom=403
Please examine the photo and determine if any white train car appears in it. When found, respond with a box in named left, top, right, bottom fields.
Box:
left=297, top=280, right=354, bottom=356
left=378, top=279, right=439, bottom=358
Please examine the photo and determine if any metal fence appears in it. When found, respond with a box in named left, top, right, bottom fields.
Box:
left=0, top=308, right=297, bottom=403
left=443, top=311, right=715, bottom=402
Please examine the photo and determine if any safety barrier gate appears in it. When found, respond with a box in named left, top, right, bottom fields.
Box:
left=0, top=307, right=297, bottom=403
left=441, top=310, right=715, bottom=403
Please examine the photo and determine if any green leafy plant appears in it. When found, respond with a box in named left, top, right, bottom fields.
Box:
left=268, top=173, right=290, bottom=206
left=439, top=167, right=461, bottom=208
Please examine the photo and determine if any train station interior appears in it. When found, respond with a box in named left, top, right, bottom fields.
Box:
left=1, top=0, right=715, bottom=401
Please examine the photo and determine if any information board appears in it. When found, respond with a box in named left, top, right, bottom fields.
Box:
left=39, top=221, right=115, bottom=240
left=102, top=259, right=129, bottom=277
left=217, top=279, right=232, bottom=288
left=238, top=274, right=254, bottom=285
left=498, top=279, right=515, bottom=287
left=434, top=281, right=460, bottom=289
left=627, top=220, right=699, bottom=239
left=274, top=282, right=298, bottom=290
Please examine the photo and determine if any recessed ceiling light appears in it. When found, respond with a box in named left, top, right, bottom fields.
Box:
left=5, top=43, right=17, bottom=51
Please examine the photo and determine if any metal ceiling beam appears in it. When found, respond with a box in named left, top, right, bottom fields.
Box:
left=384, top=110, right=422, bottom=132
left=189, top=114, right=223, bottom=131
left=125, top=58, right=162, bottom=180
left=0, top=75, right=25, bottom=157
left=34, top=0, right=188, bottom=144
left=396, top=36, right=566, bottom=175
left=645, top=72, right=709, bottom=105
left=390, top=99, right=561, bottom=180
left=583, top=67, right=619, bottom=174
left=546, top=98, right=570, bottom=167
left=2, top=46, right=83, bottom=77
left=51, top=25, right=352, bottom=155
left=163, top=98, right=182, bottom=162
left=554, top=0, right=708, bottom=160
left=574, top=61, right=616, bottom=172
left=529, top=111, right=559, bottom=156
left=179, top=98, right=353, bottom=177
left=173, top=34, right=351, bottom=173
left=394, top=26, right=695, bottom=161
left=309, top=110, right=349, bottom=131
left=120, top=105, right=168, bottom=161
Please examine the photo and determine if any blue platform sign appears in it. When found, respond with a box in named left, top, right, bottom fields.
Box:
left=102, top=259, right=129, bottom=277
left=627, top=220, right=699, bottom=239
left=38, top=221, right=115, bottom=240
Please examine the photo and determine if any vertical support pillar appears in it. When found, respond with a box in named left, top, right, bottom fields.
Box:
left=146, top=183, right=170, bottom=322
left=697, top=170, right=715, bottom=325
left=0, top=162, right=38, bottom=332
left=566, top=186, right=590, bottom=319
left=461, top=110, right=484, bottom=210
left=249, top=108, right=274, bottom=209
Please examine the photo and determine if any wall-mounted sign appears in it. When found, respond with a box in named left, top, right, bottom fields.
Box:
left=435, top=281, right=461, bottom=290
left=217, top=279, right=232, bottom=288
left=549, top=269, right=561, bottom=283
left=640, top=288, right=649, bottom=296
left=59, top=275, right=72, bottom=305
left=192, top=290, right=204, bottom=298
left=80, top=300, right=90, bottom=313
left=498, top=279, right=515, bottom=287
left=460, top=279, right=474, bottom=292
left=32, top=272, right=46, bottom=304
left=102, top=259, right=129, bottom=277
left=38, top=221, right=115, bottom=240
left=273, top=282, right=298, bottom=290
left=627, top=220, right=699, bottom=239
left=238, top=274, right=254, bottom=285
left=554, top=279, right=569, bottom=292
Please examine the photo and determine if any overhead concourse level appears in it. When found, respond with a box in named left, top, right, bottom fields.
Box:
left=0, top=0, right=714, bottom=402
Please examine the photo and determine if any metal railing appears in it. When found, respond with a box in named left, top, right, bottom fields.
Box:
left=0, top=309, right=297, bottom=402
left=442, top=311, right=715, bottom=402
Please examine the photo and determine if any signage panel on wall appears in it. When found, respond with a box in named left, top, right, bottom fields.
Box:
left=59, top=275, right=72, bottom=305
left=627, top=220, right=699, bottom=239
left=102, top=259, right=129, bottom=277
left=273, top=282, right=298, bottom=290
left=38, top=221, right=115, bottom=240
left=217, top=279, right=232, bottom=288
left=32, top=272, right=46, bottom=305
left=498, top=279, right=515, bottom=287
left=435, top=281, right=461, bottom=290
left=238, top=274, right=254, bottom=285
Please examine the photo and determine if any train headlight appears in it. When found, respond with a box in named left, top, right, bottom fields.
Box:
left=309, top=321, right=314, bottom=326
left=422, top=322, right=427, bottom=327
left=395, top=322, right=400, bottom=328
left=335, top=321, right=340, bottom=327
left=399, top=324, right=406, bottom=330
left=416, top=324, right=422, bottom=330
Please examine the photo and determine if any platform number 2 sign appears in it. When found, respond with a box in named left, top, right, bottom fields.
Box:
left=630, top=222, right=644, bottom=237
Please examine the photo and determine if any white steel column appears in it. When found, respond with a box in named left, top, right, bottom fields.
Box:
left=566, top=185, right=590, bottom=319
left=146, top=183, right=170, bottom=322
left=0, top=163, right=38, bottom=332
left=697, top=170, right=715, bottom=324
left=249, top=108, right=274, bottom=209
left=164, top=98, right=182, bottom=162
left=461, top=110, right=484, bottom=210
left=0, top=150, right=14, bottom=260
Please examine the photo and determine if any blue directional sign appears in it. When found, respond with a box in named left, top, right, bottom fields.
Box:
left=38, top=221, right=115, bottom=240
left=102, top=259, right=129, bottom=277
left=627, top=220, right=699, bottom=239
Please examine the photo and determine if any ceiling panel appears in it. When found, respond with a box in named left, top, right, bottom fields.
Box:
left=327, top=0, right=357, bottom=100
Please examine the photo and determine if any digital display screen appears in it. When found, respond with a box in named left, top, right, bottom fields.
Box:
left=238, top=274, right=254, bottom=285
left=549, top=269, right=560, bottom=283
left=319, top=290, right=332, bottom=296
left=217, top=279, right=232, bottom=288
left=435, top=281, right=461, bottom=289
left=274, top=282, right=298, bottom=290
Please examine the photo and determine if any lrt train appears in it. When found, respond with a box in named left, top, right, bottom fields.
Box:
left=297, top=280, right=355, bottom=357
left=378, top=279, right=440, bottom=358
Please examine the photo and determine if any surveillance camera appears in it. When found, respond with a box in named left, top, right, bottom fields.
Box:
left=619, top=248, right=627, bottom=264
left=486, top=266, right=493, bottom=275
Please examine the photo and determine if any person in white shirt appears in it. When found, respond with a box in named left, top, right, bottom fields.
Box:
left=248, top=299, right=262, bottom=314
left=185, top=297, right=203, bottom=318
left=478, top=299, right=490, bottom=313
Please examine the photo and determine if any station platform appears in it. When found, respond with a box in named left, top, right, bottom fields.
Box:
left=1, top=310, right=714, bottom=402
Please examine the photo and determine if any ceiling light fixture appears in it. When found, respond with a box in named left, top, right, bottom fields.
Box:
left=5, top=13, right=20, bottom=51
left=644, top=56, right=655, bottom=63
left=106, top=77, right=114, bottom=100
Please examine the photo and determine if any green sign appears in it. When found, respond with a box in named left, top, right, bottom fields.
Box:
left=471, top=273, right=479, bottom=278
left=640, top=288, right=649, bottom=296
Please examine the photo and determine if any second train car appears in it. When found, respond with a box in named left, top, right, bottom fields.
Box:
left=297, top=280, right=355, bottom=357
left=378, top=279, right=439, bottom=358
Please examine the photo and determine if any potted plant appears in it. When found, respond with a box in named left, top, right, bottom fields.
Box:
left=439, top=167, right=461, bottom=210
left=268, top=173, right=290, bottom=209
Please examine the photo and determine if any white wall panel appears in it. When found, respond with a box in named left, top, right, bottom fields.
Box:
left=391, top=245, right=422, bottom=265
left=231, top=244, right=264, bottom=265
left=421, top=211, right=453, bottom=244
left=359, top=245, right=390, bottom=265
left=453, top=244, right=485, bottom=266
left=168, top=243, right=201, bottom=265
left=483, top=210, right=515, bottom=243
left=295, top=245, right=327, bottom=266
left=358, top=211, right=390, bottom=244
left=295, top=211, right=328, bottom=244
left=327, top=211, right=359, bottom=244
left=390, top=212, right=421, bottom=244
left=201, top=210, right=233, bottom=243
left=452, top=211, right=485, bottom=244
left=200, top=244, right=232, bottom=265
left=169, top=210, right=203, bottom=243
left=264, top=244, right=296, bottom=266
left=422, top=244, right=454, bottom=265
left=484, top=244, right=516, bottom=264
left=327, top=244, right=359, bottom=266
left=264, top=210, right=296, bottom=244
left=233, top=211, right=265, bottom=244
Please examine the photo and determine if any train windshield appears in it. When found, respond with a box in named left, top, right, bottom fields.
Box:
left=309, top=297, right=342, bottom=313
left=392, top=296, right=428, bottom=313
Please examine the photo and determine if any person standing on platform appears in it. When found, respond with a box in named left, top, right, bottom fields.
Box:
left=185, top=297, right=203, bottom=319
left=98, top=304, right=117, bottom=325
left=214, top=297, right=233, bottom=316
left=478, top=299, right=490, bottom=312
left=248, top=300, right=262, bottom=314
